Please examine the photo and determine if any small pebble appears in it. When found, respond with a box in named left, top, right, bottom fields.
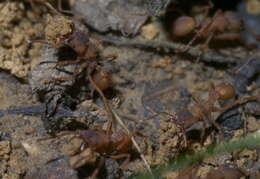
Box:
left=0, top=141, right=11, bottom=156
left=141, top=23, right=159, bottom=40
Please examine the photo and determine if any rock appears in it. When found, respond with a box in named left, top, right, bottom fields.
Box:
left=21, top=141, right=42, bottom=157
left=247, top=117, right=260, bottom=132
left=72, top=0, right=148, bottom=35
left=25, top=157, right=78, bottom=179
left=141, top=23, right=159, bottom=40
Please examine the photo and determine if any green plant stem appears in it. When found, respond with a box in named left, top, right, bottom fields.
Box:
left=132, top=134, right=260, bottom=179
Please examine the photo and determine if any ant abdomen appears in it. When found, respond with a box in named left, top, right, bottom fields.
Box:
left=172, top=16, right=196, bottom=38
left=92, top=70, right=112, bottom=91
left=215, top=83, right=236, bottom=100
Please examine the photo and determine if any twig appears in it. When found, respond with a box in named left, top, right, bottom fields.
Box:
left=99, top=36, right=241, bottom=64
left=110, top=108, right=153, bottom=176
left=88, top=73, right=152, bottom=175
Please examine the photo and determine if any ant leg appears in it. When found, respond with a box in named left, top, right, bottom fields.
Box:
left=106, top=119, right=113, bottom=136
left=27, top=39, right=52, bottom=46
left=26, top=0, right=41, bottom=14
left=43, top=1, right=60, bottom=14
left=207, top=113, right=224, bottom=141
left=91, top=157, right=105, bottom=179
left=57, top=0, right=73, bottom=14
left=178, top=126, right=187, bottom=147
left=182, top=1, right=215, bottom=53
left=201, top=32, right=214, bottom=52
left=195, top=0, right=214, bottom=16
left=44, top=77, right=74, bottom=84
left=182, top=19, right=212, bottom=52
left=213, top=96, right=260, bottom=112
left=200, top=122, right=206, bottom=145
left=191, top=94, right=205, bottom=109
left=37, top=131, right=77, bottom=142
left=87, top=68, right=113, bottom=118
left=44, top=62, right=87, bottom=84
left=120, top=154, right=131, bottom=170
left=103, top=54, right=118, bottom=61
left=241, top=112, right=247, bottom=136
left=43, top=92, right=60, bottom=117
left=50, top=59, right=82, bottom=69
left=110, top=153, right=130, bottom=170
left=207, top=82, right=215, bottom=101
left=72, top=61, right=89, bottom=79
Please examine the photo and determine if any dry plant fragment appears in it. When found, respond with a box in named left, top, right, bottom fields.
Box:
left=45, top=15, right=73, bottom=46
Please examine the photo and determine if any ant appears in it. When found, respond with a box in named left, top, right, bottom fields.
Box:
left=34, top=15, right=116, bottom=114
left=43, top=121, right=139, bottom=178
left=149, top=83, right=259, bottom=145
left=43, top=15, right=114, bottom=89
left=171, top=7, right=243, bottom=51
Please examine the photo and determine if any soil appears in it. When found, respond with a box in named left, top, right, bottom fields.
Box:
left=0, top=0, right=259, bottom=179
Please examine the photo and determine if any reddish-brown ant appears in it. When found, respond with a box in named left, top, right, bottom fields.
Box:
left=45, top=122, right=139, bottom=178
left=43, top=15, right=115, bottom=89
left=172, top=9, right=244, bottom=51
left=34, top=15, right=116, bottom=113
left=148, top=82, right=259, bottom=145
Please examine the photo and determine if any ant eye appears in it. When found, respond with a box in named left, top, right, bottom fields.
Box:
left=215, top=83, right=236, bottom=100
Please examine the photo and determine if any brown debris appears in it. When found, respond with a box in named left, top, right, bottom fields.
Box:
left=0, top=1, right=44, bottom=78
left=45, top=15, right=73, bottom=46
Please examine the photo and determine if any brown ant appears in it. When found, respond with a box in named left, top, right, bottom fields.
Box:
left=34, top=15, right=116, bottom=114
left=171, top=9, right=244, bottom=51
left=43, top=15, right=115, bottom=88
left=148, top=83, right=259, bottom=145
left=43, top=121, right=139, bottom=178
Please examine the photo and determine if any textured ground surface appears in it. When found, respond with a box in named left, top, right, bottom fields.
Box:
left=0, top=0, right=259, bottom=179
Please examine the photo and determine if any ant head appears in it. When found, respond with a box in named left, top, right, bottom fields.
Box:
left=215, top=83, right=236, bottom=100
left=172, top=16, right=196, bottom=37
left=92, top=70, right=112, bottom=91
